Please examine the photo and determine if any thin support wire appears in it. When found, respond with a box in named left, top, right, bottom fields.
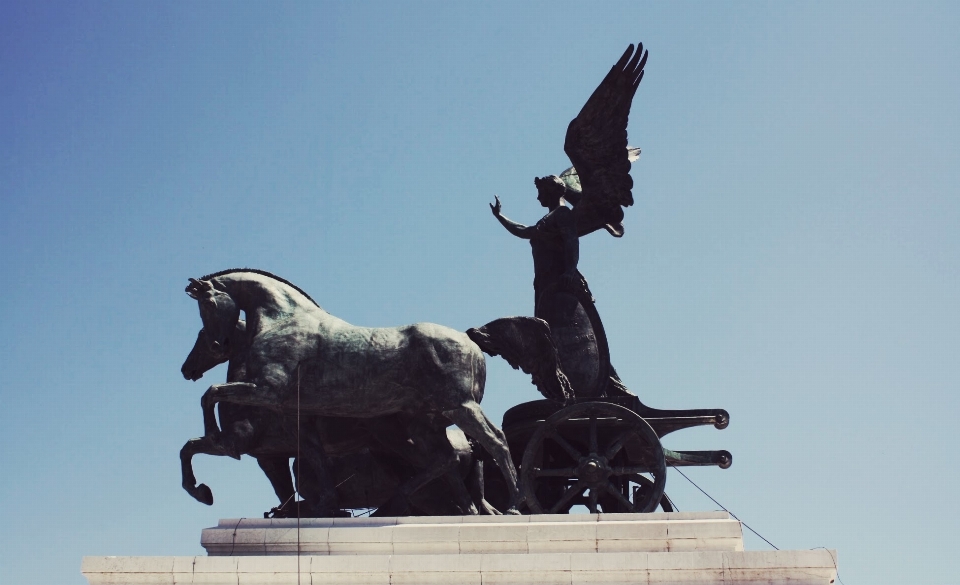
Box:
left=668, top=463, right=779, bottom=551
left=811, top=546, right=845, bottom=585
left=296, top=366, right=301, bottom=585
left=669, top=465, right=845, bottom=584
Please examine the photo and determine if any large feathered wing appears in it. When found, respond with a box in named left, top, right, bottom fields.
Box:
left=559, top=147, right=640, bottom=194
left=563, top=43, right=648, bottom=237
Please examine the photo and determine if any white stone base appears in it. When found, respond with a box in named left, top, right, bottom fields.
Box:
left=200, top=512, right=744, bottom=556
left=82, top=513, right=838, bottom=585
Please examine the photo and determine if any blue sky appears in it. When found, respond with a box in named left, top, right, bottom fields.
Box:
left=2, top=2, right=958, bottom=584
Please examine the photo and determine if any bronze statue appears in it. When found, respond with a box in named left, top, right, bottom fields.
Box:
left=491, top=43, right=649, bottom=399
left=177, top=43, right=734, bottom=518
left=179, top=321, right=498, bottom=517
left=184, top=268, right=569, bottom=516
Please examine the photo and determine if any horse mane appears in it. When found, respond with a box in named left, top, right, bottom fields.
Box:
left=199, top=268, right=321, bottom=308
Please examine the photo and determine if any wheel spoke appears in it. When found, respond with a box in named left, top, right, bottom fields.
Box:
left=547, top=430, right=583, bottom=461
left=603, top=480, right=637, bottom=513
left=548, top=481, right=586, bottom=514
left=534, top=467, right=578, bottom=478
left=587, top=488, right=599, bottom=513
left=604, top=430, right=634, bottom=460
left=612, top=466, right=656, bottom=476
left=588, top=416, right=598, bottom=455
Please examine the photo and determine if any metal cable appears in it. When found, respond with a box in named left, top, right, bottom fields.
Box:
left=667, top=463, right=779, bottom=550
left=811, top=546, right=845, bottom=585
left=296, top=366, right=301, bottom=585
left=667, top=464, right=845, bottom=583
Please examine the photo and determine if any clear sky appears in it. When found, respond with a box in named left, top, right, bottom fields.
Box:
left=2, top=2, right=958, bottom=584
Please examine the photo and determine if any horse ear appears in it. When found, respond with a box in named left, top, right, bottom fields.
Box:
left=186, top=278, right=212, bottom=299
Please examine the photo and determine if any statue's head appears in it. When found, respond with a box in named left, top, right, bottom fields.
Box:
left=185, top=278, right=241, bottom=352
left=535, top=175, right=566, bottom=208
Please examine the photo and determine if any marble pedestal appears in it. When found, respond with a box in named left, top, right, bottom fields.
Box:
left=82, top=512, right=837, bottom=584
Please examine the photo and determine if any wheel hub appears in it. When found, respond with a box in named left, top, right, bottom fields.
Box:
left=577, top=455, right=611, bottom=485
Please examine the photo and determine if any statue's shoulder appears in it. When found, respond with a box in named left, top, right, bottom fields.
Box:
left=537, top=206, right=573, bottom=228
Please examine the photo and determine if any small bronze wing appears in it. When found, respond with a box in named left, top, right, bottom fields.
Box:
left=563, top=43, right=648, bottom=237
left=467, top=317, right=573, bottom=403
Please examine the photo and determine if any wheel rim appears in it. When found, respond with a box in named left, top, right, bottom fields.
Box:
left=521, top=402, right=666, bottom=514
left=599, top=474, right=673, bottom=513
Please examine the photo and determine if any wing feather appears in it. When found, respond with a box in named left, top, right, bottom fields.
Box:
left=563, top=43, right=648, bottom=237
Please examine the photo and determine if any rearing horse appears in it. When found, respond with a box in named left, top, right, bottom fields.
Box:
left=180, top=320, right=497, bottom=516
left=187, top=268, right=571, bottom=515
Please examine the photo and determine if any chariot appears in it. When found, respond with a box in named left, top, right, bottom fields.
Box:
left=487, top=396, right=730, bottom=514
left=476, top=268, right=731, bottom=515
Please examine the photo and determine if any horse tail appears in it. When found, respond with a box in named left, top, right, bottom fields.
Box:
left=466, top=317, right=573, bottom=403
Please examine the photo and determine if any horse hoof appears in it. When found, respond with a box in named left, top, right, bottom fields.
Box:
left=196, top=484, right=214, bottom=505
left=504, top=508, right=521, bottom=515
left=479, top=500, right=503, bottom=516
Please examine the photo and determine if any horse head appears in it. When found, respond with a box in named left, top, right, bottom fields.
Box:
left=181, top=320, right=246, bottom=381
left=186, top=277, right=241, bottom=351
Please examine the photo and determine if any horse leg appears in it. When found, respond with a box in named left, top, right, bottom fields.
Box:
left=200, top=382, right=266, bottom=437
left=374, top=453, right=458, bottom=517
left=443, top=429, right=482, bottom=515
left=364, top=417, right=477, bottom=516
left=180, top=436, right=224, bottom=505
left=443, top=401, right=521, bottom=514
left=462, top=448, right=501, bottom=515
left=257, top=456, right=297, bottom=514
left=442, top=469, right=480, bottom=515
left=376, top=418, right=477, bottom=517
left=435, top=437, right=479, bottom=516
left=202, top=383, right=339, bottom=518
left=291, top=420, right=340, bottom=517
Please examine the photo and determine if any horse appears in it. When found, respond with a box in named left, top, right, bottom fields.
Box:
left=180, top=321, right=497, bottom=516
left=179, top=320, right=296, bottom=509
left=186, top=268, right=571, bottom=516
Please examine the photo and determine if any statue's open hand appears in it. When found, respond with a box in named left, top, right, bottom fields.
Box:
left=490, top=195, right=502, bottom=217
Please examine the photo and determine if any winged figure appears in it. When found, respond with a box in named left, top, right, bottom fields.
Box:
left=490, top=43, right=648, bottom=399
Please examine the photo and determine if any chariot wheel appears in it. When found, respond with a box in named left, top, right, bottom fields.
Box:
left=520, top=402, right=666, bottom=514
left=597, top=474, right=674, bottom=513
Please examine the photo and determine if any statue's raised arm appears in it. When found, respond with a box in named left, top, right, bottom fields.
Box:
left=490, top=195, right=536, bottom=240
